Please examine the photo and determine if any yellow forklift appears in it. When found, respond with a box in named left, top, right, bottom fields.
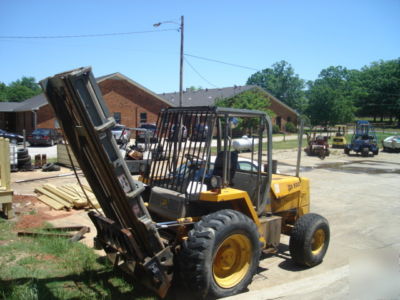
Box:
left=332, top=125, right=347, bottom=148
left=41, top=67, right=330, bottom=299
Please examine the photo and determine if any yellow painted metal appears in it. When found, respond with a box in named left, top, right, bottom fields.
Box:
left=213, top=234, right=252, bottom=288
left=311, top=229, right=325, bottom=255
left=200, top=188, right=260, bottom=227
left=270, top=175, right=310, bottom=216
left=332, top=125, right=347, bottom=148
left=200, top=188, right=265, bottom=246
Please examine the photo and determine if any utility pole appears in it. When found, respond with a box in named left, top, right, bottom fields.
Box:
left=179, top=15, right=184, bottom=107
left=154, top=16, right=185, bottom=107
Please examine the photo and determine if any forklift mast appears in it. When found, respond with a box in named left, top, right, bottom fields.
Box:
left=40, top=67, right=173, bottom=297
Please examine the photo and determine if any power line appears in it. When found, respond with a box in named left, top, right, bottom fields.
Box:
left=184, top=57, right=219, bottom=88
left=0, top=28, right=177, bottom=39
left=185, top=53, right=259, bottom=72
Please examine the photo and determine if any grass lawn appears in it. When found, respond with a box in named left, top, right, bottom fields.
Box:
left=0, top=219, right=157, bottom=300
left=272, top=138, right=307, bottom=150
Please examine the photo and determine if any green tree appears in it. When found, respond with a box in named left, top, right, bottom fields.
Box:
left=1, top=76, right=41, bottom=102
left=247, top=60, right=307, bottom=113
left=215, top=88, right=273, bottom=132
left=356, top=59, right=400, bottom=123
left=306, top=66, right=356, bottom=126
left=0, top=82, right=7, bottom=102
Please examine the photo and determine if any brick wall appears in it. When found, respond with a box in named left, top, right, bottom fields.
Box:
left=268, top=96, right=298, bottom=130
left=37, top=104, right=56, bottom=129
left=99, top=79, right=170, bottom=128
left=35, top=77, right=171, bottom=131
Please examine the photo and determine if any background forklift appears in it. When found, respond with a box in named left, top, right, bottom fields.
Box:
left=331, top=125, right=347, bottom=148
left=304, top=126, right=330, bottom=159
left=41, top=67, right=330, bottom=299
left=345, top=120, right=379, bottom=157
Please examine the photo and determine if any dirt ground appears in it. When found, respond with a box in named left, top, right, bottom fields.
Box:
left=6, top=148, right=400, bottom=299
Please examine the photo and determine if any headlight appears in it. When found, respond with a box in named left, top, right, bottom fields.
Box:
left=210, top=176, right=222, bottom=189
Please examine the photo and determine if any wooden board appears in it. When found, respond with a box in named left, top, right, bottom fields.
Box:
left=57, top=144, right=79, bottom=167
left=43, top=184, right=79, bottom=204
left=34, top=187, right=73, bottom=208
left=38, top=195, right=64, bottom=210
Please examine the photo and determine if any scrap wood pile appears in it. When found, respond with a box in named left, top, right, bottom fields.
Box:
left=34, top=183, right=100, bottom=210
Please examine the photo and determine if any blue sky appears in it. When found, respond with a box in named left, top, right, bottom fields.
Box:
left=0, top=0, right=399, bottom=93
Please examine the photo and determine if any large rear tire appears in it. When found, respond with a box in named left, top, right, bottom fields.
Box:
left=289, top=213, right=330, bottom=267
left=180, top=209, right=261, bottom=299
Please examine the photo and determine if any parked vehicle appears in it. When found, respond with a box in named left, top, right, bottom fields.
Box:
left=111, top=124, right=131, bottom=145
left=331, top=125, right=347, bottom=148
left=27, top=128, right=62, bottom=146
left=345, top=121, right=379, bottom=157
left=169, top=124, right=188, bottom=141
left=304, top=128, right=330, bottom=159
left=382, top=135, right=400, bottom=152
left=137, top=123, right=157, bottom=143
left=0, top=129, right=23, bottom=144
left=191, top=123, right=209, bottom=141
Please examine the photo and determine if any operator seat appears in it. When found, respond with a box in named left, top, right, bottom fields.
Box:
left=212, top=151, right=238, bottom=184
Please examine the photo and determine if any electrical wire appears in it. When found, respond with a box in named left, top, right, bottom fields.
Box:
left=185, top=53, right=259, bottom=71
left=0, top=28, right=177, bottom=39
left=184, top=57, right=219, bottom=88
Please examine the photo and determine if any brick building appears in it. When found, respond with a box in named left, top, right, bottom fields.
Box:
left=0, top=73, right=172, bottom=134
left=1, top=75, right=298, bottom=135
left=159, top=85, right=299, bottom=131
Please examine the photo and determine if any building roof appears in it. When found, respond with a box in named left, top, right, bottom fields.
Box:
left=14, top=93, right=48, bottom=112
left=96, top=72, right=174, bottom=107
left=158, top=85, right=299, bottom=116
left=0, top=72, right=173, bottom=113
left=0, top=101, right=22, bottom=112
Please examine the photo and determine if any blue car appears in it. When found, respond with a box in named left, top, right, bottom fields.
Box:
left=0, top=129, right=23, bottom=144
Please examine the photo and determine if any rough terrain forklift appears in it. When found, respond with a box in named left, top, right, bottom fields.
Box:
left=304, top=127, right=330, bottom=159
left=40, top=67, right=330, bottom=299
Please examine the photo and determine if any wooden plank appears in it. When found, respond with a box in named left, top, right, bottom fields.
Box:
left=58, top=186, right=79, bottom=197
left=38, top=195, right=64, bottom=210
left=34, top=187, right=73, bottom=208
left=43, top=184, right=79, bottom=204
left=73, top=197, right=87, bottom=208
left=57, top=144, right=79, bottom=167
left=81, top=184, right=93, bottom=193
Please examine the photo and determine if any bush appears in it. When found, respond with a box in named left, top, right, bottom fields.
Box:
left=272, top=125, right=280, bottom=134
left=285, top=122, right=297, bottom=133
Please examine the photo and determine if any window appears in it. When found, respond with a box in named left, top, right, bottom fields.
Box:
left=114, top=112, right=121, bottom=124
left=238, top=161, right=258, bottom=172
left=140, top=112, right=147, bottom=123
left=54, top=119, right=60, bottom=128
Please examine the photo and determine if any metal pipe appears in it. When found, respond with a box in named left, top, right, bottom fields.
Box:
left=296, top=118, right=304, bottom=177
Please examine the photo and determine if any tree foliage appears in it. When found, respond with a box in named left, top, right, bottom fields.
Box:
left=0, top=76, right=41, bottom=102
left=215, top=88, right=273, bottom=131
left=306, top=66, right=357, bottom=126
left=247, top=60, right=306, bottom=113
left=355, top=59, right=400, bottom=122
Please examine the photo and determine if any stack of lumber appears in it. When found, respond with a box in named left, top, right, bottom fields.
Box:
left=35, top=183, right=100, bottom=210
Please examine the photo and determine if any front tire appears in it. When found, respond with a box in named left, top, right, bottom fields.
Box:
left=180, top=209, right=261, bottom=299
left=289, top=213, right=330, bottom=267
left=361, top=148, right=369, bottom=157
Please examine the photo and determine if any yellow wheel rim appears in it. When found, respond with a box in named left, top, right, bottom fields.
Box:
left=311, top=229, right=325, bottom=255
left=212, top=234, right=252, bottom=289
